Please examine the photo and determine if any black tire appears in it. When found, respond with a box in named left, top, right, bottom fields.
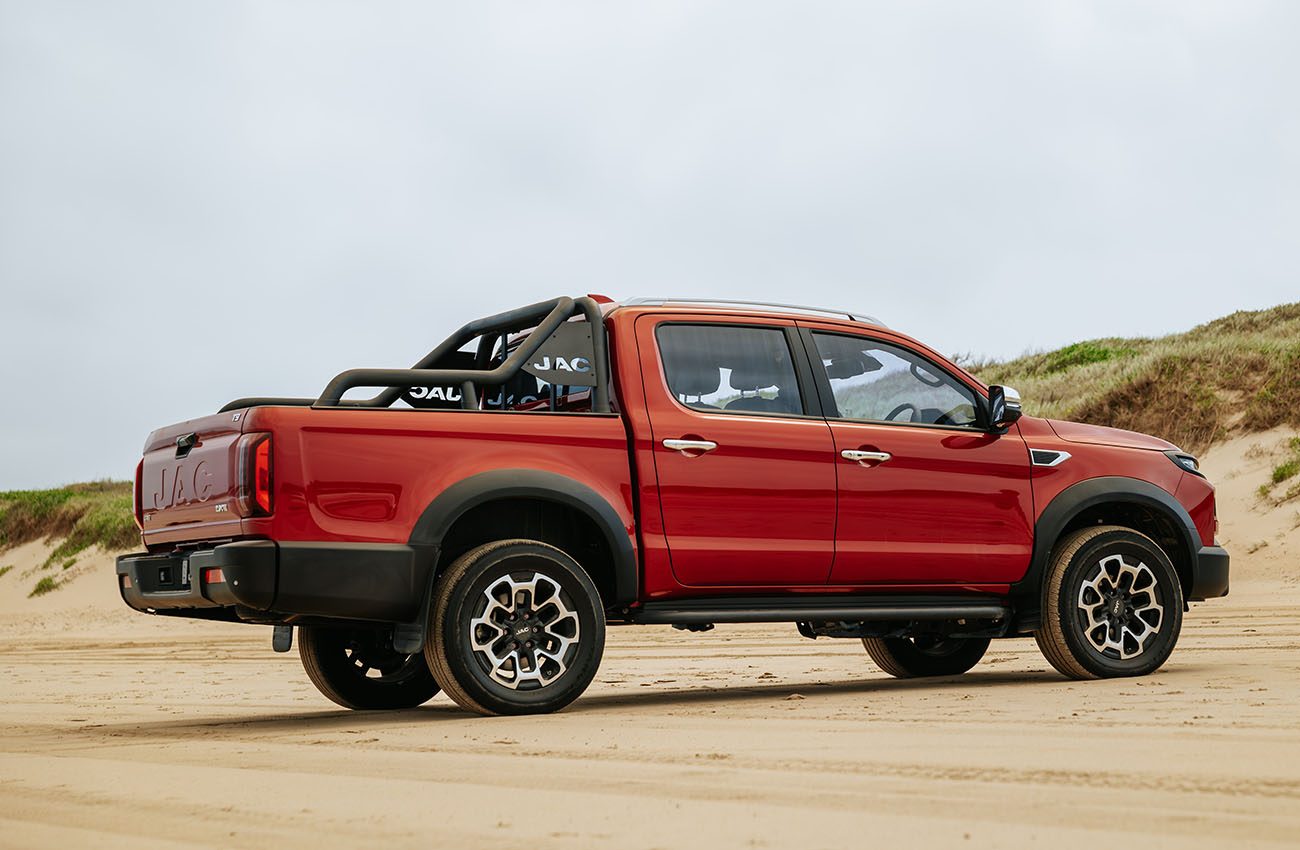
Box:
left=862, top=634, right=991, bottom=678
left=1035, top=525, right=1184, bottom=680
left=425, top=539, right=605, bottom=716
left=299, top=625, right=440, bottom=710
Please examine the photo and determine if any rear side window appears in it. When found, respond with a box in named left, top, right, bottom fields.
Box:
left=811, top=332, right=979, bottom=427
left=656, top=324, right=803, bottom=415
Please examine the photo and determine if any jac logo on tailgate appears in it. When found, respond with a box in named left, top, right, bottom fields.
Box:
left=152, top=461, right=214, bottom=509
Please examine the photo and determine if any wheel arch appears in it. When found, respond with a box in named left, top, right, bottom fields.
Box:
left=408, top=469, right=638, bottom=607
left=1014, top=476, right=1198, bottom=607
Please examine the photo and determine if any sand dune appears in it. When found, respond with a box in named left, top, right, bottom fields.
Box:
left=1198, top=427, right=1300, bottom=584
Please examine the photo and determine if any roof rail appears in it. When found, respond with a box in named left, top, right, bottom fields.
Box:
left=620, top=297, right=884, bottom=326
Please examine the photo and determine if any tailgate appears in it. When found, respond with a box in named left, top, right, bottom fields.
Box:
left=139, top=411, right=247, bottom=546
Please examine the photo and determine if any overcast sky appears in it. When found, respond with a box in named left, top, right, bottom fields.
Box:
left=1, top=2, right=1297, bottom=489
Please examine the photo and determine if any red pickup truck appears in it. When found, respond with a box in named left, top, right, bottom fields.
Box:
left=118, top=296, right=1229, bottom=715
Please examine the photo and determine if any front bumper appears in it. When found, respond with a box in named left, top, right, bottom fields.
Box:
left=1189, top=544, right=1230, bottom=601
left=115, top=540, right=434, bottom=623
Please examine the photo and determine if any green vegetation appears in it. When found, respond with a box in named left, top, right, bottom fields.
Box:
left=1039, top=341, right=1138, bottom=374
left=0, top=565, right=11, bottom=579
left=0, top=482, right=137, bottom=598
left=29, top=576, right=59, bottom=598
left=0, top=488, right=75, bottom=548
left=972, top=302, right=1300, bottom=452
left=1256, top=435, right=1300, bottom=504
left=0, top=481, right=138, bottom=566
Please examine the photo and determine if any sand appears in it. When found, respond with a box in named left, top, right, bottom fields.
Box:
left=1198, top=427, right=1300, bottom=584
left=1, top=430, right=1297, bottom=849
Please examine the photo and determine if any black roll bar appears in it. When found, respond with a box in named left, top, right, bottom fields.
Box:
left=218, top=296, right=611, bottom=414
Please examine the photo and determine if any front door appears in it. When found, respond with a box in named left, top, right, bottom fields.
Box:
left=802, top=326, right=1034, bottom=586
left=637, top=316, right=837, bottom=587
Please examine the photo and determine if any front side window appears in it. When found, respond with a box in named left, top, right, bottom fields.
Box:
left=811, top=332, right=979, bottom=427
left=657, top=324, right=803, bottom=415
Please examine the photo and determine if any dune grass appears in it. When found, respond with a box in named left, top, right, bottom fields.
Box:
left=1255, top=436, right=1300, bottom=505
left=971, top=302, right=1300, bottom=452
left=0, top=481, right=139, bottom=569
left=28, top=575, right=60, bottom=598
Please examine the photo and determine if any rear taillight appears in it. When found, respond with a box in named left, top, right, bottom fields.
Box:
left=132, top=460, right=144, bottom=530
left=237, top=433, right=273, bottom=516
left=254, top=437, right=272, bottom=513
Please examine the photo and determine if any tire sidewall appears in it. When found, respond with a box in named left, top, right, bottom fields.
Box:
left=300, top=625, right=439, bottom=710
left=867, top=636, right=990, bottom=677
left=436, top=542, right=605, bottom=715
left=1055, top=530, right=1184, bottom=677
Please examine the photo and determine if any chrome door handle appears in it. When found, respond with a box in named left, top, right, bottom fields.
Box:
left=663, top=439, right=718, bottom=454
left=841, top=449, right=891, bottom=463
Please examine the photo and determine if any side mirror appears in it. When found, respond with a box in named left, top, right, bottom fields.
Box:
left=988, top=385, right=1023, bottom=432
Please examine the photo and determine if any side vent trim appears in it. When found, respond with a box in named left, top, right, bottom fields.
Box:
left=1030, top=449, right=1072, bottom=468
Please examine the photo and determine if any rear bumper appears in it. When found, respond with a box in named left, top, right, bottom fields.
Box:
left=115, top=540, right=434, bottom=623
left=1189, top=544, right=1230, bottom=601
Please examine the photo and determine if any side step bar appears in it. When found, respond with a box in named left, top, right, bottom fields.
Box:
left=629, top=595, right=1010, bottom=626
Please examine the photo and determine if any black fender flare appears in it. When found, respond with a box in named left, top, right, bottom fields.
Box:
left=1012, top=476, right=1199, bottom=603
left=408, top=469, right=638, bottom=605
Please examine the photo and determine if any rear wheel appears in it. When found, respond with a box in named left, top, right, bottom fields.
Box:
left=425, top=539, right=605, bottom=716
left=862, top=634, right=990, bottom=678
left=1035, top=525, right=1184, bottom=679
left=299, top=625, right=440, bottom=710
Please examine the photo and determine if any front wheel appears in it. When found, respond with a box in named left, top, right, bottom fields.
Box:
left=862, top=634, right=990, bottom=678
left=299, top=625, right=440, bottom=710
left=425, top=539, right=606, bottom=716
left=1035, top=525, right=1184, bottom=679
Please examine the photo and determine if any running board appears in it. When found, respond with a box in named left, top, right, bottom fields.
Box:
left=629, top=595, right=1010, bottom=626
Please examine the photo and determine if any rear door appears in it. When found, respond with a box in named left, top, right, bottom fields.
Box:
left=636, top=315, right=837, bottom=587
left=800, top=325, right=1034, bottom=585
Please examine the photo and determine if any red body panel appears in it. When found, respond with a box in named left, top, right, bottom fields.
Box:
left=1047, top=419, right=1178, bottom=452
left=793, top=318, right=1034, bottom=585
left=1177, top=470, right=1218, bottom=547
left=233, top=407, right=635, bottom=550
left=1013, top=417, right=1187, bottom=525
left=823, top=421, right=1033, bottom=583
left=135, top=302, right=1219, bottom=605
left=633, top=313, right=836, bottom=586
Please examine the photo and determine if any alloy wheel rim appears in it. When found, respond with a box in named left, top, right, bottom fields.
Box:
left=468, top=571, right=581, bottom=690
left=344, top=634, right=422, bottom=683
left=1076, top=553, right=1164, bottom=660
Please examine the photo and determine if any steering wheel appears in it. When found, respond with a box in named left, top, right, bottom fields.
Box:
left=885, top=402, right=920, bottom=422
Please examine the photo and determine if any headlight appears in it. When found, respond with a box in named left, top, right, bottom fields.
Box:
left=1166, top=451, right=1202, bottom=476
